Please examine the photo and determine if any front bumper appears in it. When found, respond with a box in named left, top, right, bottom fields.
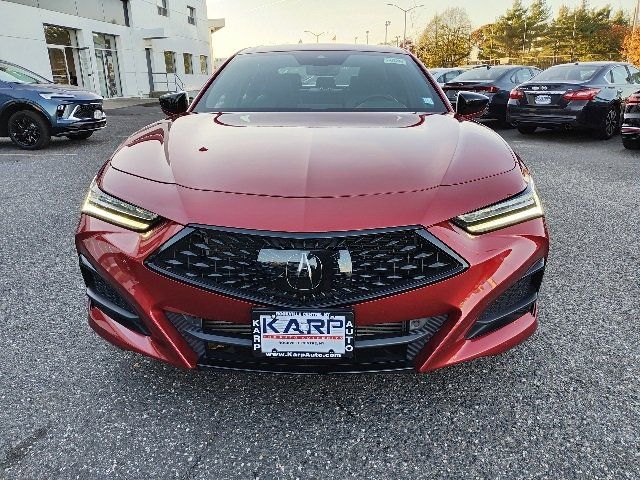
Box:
left=75, top=216, right=548, bottom=373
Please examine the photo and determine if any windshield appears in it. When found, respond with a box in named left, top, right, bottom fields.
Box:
left=0, top=62, right=50, bottom=84
left=453, top=67, right=510, bottom=81
left=193, top=51, right=446, bottom=113
left=532, top=64, right=599, bottom=82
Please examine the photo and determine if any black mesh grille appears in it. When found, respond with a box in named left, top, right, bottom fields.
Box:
left=477, top=266, right=543, bottom=324
left=146, top=226, right=466, bottom=308
left=73, top=103, right=102, bottom=119
left=84, top=267, right=133, bottom=313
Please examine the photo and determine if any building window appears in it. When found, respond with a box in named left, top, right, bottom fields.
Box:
left=183, top=53, right=193, bottom=74
left=157, top=0, right=168, bottom=16
left=164, top=51, right=176, bottom=73
left=187, top=6, right=196, bottom=25
left=200, top=55, right=208, bottom=74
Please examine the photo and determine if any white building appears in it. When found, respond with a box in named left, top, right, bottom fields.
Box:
left=0, top=0, right=225, bottom=98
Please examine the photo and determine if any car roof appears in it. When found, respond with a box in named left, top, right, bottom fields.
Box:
left=552, top=61, right=626, bottom=67
left=238, top=43, right=409, bottom=55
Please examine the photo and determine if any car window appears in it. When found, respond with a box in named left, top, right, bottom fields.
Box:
left=610, top=66, right=630, bottom=84
left=627, top=65, right=640, bottom=85
left=0, top=62, right=50, bottom=84
left=194, top=51, right=447, bottom=113
left=453, top=66, right=509, bottom=81
left=444, top=70, right=461, bottom=82
left=510, top=68, right=532, bottom=84
left=533, top=64, right=599, bottom=82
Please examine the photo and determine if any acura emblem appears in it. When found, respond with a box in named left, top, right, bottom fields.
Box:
left=286, top=252, right=323, bottom=291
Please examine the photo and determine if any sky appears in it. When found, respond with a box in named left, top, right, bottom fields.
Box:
left=206, top=0, right=637, bottom=58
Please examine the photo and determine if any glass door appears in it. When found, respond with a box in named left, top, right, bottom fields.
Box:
left=47, top=47, right=69, bottom=84
left=44, top=25, right=84, bottom=87
left=93, top=33, right=122, bottom=98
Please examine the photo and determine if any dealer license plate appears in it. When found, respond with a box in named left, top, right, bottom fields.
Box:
left=534, top=95, right=552, bottom=105
left=251, top=310, right=354, bottom=359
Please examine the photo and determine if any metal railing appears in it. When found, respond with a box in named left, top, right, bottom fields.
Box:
left=151, top=72, right=185, bottom=93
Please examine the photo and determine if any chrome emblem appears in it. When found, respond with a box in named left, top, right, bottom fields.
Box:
left=286, top=252, right=323, bottom=291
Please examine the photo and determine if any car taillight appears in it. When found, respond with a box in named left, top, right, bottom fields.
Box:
left=627, top=94, right=640, bottom=105
left=509, top=89, right=524, bottom=100
left=476, top=85, right=499, bottom=93
left=563, top=88, right=601, bottom=101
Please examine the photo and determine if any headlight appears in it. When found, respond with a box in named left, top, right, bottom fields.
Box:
left=82, top=179, right=159, bottom=232
left=453, top=179, right=543, bottom=234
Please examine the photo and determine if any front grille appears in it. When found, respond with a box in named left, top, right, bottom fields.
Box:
left=199, top=318, right=407, bottom=340
left=164, top=310, right=448, bottom=373
left=72, top=103, right=102, bottom=119
left=147, top=226, right=466, bottom=308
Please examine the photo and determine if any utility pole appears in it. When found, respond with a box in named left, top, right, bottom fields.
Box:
left=523, top=17, right=527, bottom=55
left=634, top=0, right=640, bottom=30
left=354, top=36, right=358, bottom=44
left=304, top=30, right=325, bottom=43
left=394, top=35, right=401, bottom=47
left=387, top=3, right=424, bottom=49
left=385, top=21, right=391, bottom=45
left=366, top=30, right=370, bottom=44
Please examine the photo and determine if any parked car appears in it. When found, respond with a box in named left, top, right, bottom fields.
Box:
left=621, top=91, right=640, bottom=149
left=76, top=44, right=548, bottom=374
left=443, top=65, right=540, bottom=125
left=428, top=67, right=465, bottom=86
left=508, top=61, right=640, bottom=139
left=0, top=60, right=106, bottom=149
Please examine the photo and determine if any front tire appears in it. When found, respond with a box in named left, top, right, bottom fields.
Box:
left=66, top=131, right=94, bottom=140
left=7, top=110, right=51, bottom=150
left=517, top=124, right=537, bottom=134
left=592, top=106, right=620, bottom=140
left=622, top=137, right=640, bottom=150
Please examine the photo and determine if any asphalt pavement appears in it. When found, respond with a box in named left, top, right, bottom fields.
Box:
left=0, top=107, right=638, bottom=479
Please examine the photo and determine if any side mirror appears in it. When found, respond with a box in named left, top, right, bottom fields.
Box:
left=456, top=91, right=490, bottom=118
left=159, top=91, right=189, bottom=117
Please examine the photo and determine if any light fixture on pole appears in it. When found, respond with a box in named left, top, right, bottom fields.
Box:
left=387, top=3, right=424, bottom=48
left=385, top=20, right=391, bottom=45
left=366, top=30, right=370, bottom=44
left=304, top=30, right=325, bottom=43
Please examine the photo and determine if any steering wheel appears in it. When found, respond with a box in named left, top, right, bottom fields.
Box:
left=354, top=94, right=406, bottom=108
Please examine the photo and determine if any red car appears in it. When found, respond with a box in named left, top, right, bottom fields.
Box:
left=76, top=45, right=548, bottom=373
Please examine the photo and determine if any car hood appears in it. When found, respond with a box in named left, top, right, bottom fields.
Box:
left=14, top=82, right=103, bottom=101
left=110, top=112, right=517, bottom=198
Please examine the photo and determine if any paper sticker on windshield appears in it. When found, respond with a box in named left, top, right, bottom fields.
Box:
left=422, top=97, right=434, bottom=105
left=384, top=57, right=407, bottom=65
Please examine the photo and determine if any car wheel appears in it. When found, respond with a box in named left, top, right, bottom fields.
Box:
left=517, top=125, right=537, bottom=134
left=593, top=106, right=620, bottom=140
left=7, top=110, right=51, bottom=150
left=66, top=131, right=94, bottom=140
left=622, top=137, right=640, bottom=150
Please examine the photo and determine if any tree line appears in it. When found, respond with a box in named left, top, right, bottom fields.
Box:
left=414, top=0, right=639, bottom=69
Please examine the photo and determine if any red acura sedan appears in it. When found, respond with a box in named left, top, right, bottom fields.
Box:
left=76, top=45, right=548, bottom=373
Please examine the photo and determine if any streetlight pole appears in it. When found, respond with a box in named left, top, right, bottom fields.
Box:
left=304, top=30, right=325, bottom=43
left=385, top=21, right=391, bottom=45
left=387, top=3, right=424, bottom=48
left=354, top=36, right=359, bottom=44
left=366, top=30, right=370, bottom=44
left=394, top=35, right=400, bottom=47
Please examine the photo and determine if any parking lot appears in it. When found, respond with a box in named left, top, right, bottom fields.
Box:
left=0, top=105, right=638, bottom=479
